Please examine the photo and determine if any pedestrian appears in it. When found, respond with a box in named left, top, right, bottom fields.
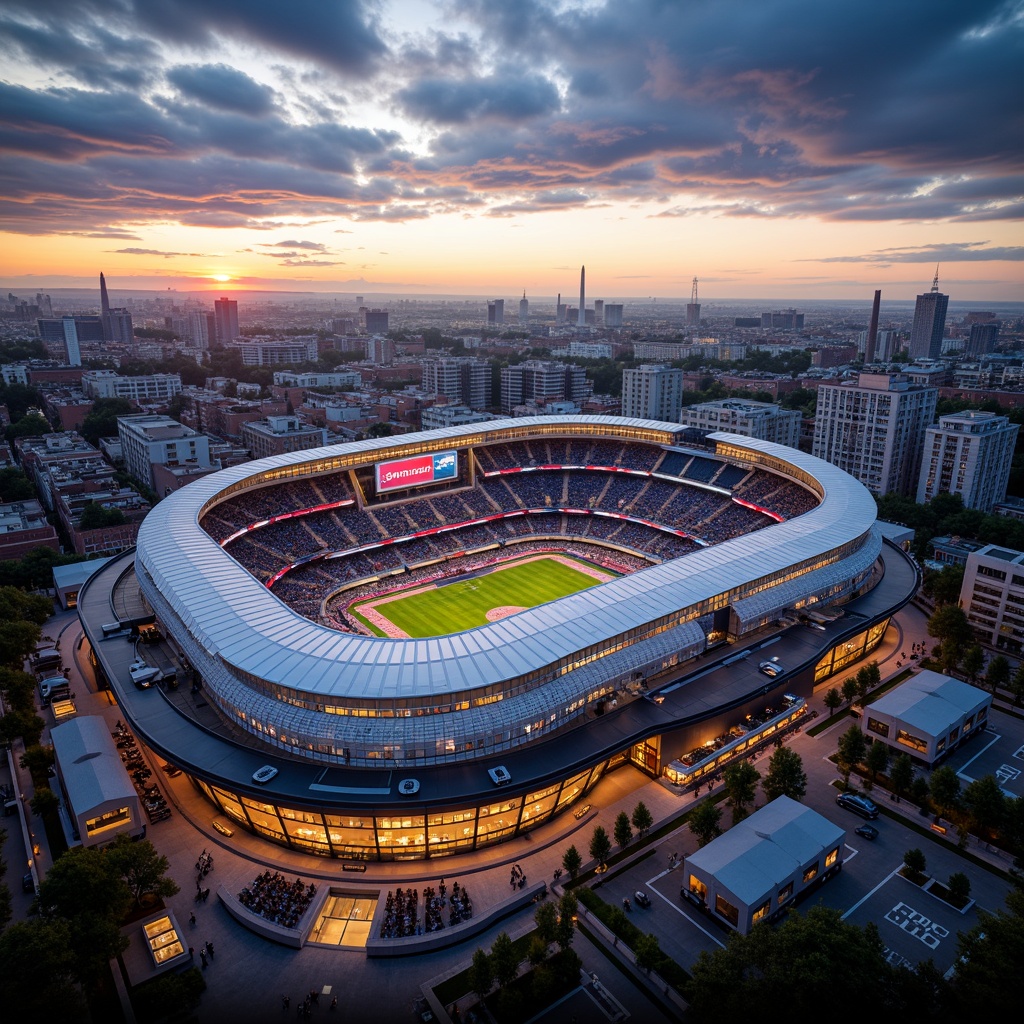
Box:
left=282, top=995, right=290, bottom=1010
left=200, top=949, right=208, bottom=969
left=188, top=946, right=194, bottom=961
left=205, top=940, right=215, bottom=959
left=189, top=912, right=196, bottom=926
left=330, top=996, right=338, bottom=1011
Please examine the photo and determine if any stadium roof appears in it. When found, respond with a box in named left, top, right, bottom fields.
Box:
left=135, top=416, right=876, bottom=700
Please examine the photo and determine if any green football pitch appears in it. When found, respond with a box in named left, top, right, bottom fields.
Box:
left=350, top=556, right=612, bottom=637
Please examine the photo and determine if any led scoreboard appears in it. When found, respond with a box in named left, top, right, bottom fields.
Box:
left=376, top=450, right=458, bottom=494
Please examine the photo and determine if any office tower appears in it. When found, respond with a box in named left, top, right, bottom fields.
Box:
left=213, top=297, right=239, bottom=346
left=519, top=291, right=529, bottom=326
left=355, top=296, right=364, bottom=306
left=865, top=289, right=881, bottom=363
left=61, top=316, right=82, bottom=366
left=556, top=293, right=565, bottom=322
left=917, top=410, right=1018, bottom=512
left=621, top=364, right=683, bottom=423
left=577, top=266, right=586, bottom=327
left=594, top=299, right=604, bottom=323
left=686, top=277, right=701, bottom=325
left=487, top=300, right=504, bottom=325
left=812, top=372, right=938, bottom=497
left=966, top=322, right=1000, bottom=357
left=364, top=308, right=389, bottom=333
left=909, top=268, right=949, bottom=360
left=100, top=272, right=110, bottom=317
left=760, top=309, right=805, bottom=330
left=604, top=304, right=624, bottom=328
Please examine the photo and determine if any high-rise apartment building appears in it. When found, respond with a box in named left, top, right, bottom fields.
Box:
left=917, top=410, right=1018, bottom=512
left=966, top=322, right=999, bottom=358
left=188, top=310, right=211, bottom=350
left=61, top=316, right=82, bottom=367
left=621, top=364, right=683, bottom=423
left=500, top=360, right=590, bottom=414
left=364, top=308, right=389, bottom=334
left=680, top=398, right=800, bottom=449
left=487, top=300, right=505, bottom=325
left=960, top=544, right=1024, bottom=654
left=420, top=357, right=492, bottom=410
left=908, top=270, right=949, bottom=360
left=604, top=304, right=623, bottom=328
left=519, top=292, right=529, bottom=326
left=812, top=372, right=938, bottom=497
left=214, top=297, right=239, bottom=346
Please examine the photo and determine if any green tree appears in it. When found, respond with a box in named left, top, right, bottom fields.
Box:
left=910, top=774, right=931, bottom=810
left=0, top=467, right=35, bottom=501
left=684, top=905, right=917, bottom=1022
left=823, top=688, right=843, bottom=717
left=631, top=800, right=654, bottom=838
left=78, top=502, right=129, bottom=530
left=929, top=764, right=961, bottom=820
left=841, top=676, right=860, bottom=707
left=29, top=787, right=59, bottom=818
left=722, top=760, right=760, bottom=823
left=688, top=799, right=724, bottom=848
left=533, top=901, right=558, bottom=947
left=985, top=654, right=1011, bottom=694
left=962, top=774, right=1006, bottom=840
left=105, top=833, right=180, bottom=908
left=18, top=743, right=55, bottom=780
left=889, top=753, right=914, bottom=803
left=556, top=892, right=577, bottom=952
left=902, top=847, right=927, bottom=879
left=0, top=917, right=85, bottom=1018
left=468, top=947, right=493, bottom=1003
left=80, top=397, right=134, bottom=446
left=4, top=411, right=51, bottom=442
left=922, top=564, right=964, bottom=606
left=35, top=845, right=131, bottom=986
left=927, top=604, right=973, bottom=668
left=613, top=810, right=633, bottom=850
left=762, top=745, right=807, bottom=802
left=961, top=644, right=985, bottom=685
left=947, top=871, right=971, bottom=906
left=489, top=931, right=520, bottom=989
left=589, top=825, right=611, bottom=866
left=836, top=724, right=867, bottom=788
left=864, top=739, right=890, bottom=789
left=562, top=844, right=582, bottom=881
left=633, top=932, right=661, bottom=973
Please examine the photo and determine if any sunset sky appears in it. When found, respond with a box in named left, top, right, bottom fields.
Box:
left=1, top=0, right=1021, bottom=301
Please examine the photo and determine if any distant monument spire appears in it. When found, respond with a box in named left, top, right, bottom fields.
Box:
left=100, top=271, right=110, bottom=315
left=577, top=265, right=586, bottom=327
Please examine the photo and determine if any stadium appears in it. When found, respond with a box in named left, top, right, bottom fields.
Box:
left=78, top=416, right=919, bottom=861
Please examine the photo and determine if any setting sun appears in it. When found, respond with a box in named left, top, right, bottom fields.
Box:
left=211, top=274, right=231, bottom=283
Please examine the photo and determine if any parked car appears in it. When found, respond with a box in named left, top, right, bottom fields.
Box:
left=854, top=823, right=879, bottom=840
left=634, top=890, right=651, bottom=908
left=836, top=792, right=879, bottom=819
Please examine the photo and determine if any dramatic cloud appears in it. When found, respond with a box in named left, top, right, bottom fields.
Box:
left=107, top=247, right=212, bottom=257
left=809, top=242, right=1024, bottom=264
left=0, top=0, right=1020, bottom=295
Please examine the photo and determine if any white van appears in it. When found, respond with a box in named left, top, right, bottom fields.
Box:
left=32, top=648, right=61, bottom=673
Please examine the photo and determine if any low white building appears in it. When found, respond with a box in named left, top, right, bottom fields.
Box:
left=682, top=795, right=845, bottom=935
left=861, top=670, right=992, bottom=767
left=50, top=715, right=144, bottom=848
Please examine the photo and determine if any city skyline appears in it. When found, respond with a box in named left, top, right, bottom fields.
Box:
left=1, top=1, right=1021, bottom=301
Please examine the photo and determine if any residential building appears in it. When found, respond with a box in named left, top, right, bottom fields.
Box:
left=364, top=308, right=389, bottom=334
left=680, top=398, right=800, bottom=448
left=917, top=410, right=1018, bottom=512
left=621, top=364, right=683, bottom=422
left=487, top=300, right=505, bottom=325
left=231, top=337, right=318, bottom=366
left=117, top=413, right=212, bottom=492
left=419, top=405, right=497, bottom=430
left=0, top=498, right=60, bottom=560
left=420, top=357, right=492, bottom=410
left=966, top=322, right=1000, bottom=357
left=812, top=372, right=938, bottom=497
left=500, top=360, right=591, bottom=415
left=272, top=371, right=362, bottom=390
left=82, top=370, right=183, bottom=403
left=213, top=297, right=239, bottom=346
left=960, top=544, right=1024, bottom=654
left=760, top=309, right=805, bottom=330
left=240, top=415, right=328, bottom=460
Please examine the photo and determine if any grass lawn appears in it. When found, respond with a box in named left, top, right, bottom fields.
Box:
left=350, top=555, right=610, bottom=637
